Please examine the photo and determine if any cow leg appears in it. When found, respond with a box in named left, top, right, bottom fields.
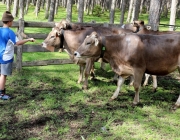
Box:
left=110, top=76, right=126, bottom=100
left=152, top=75, right=157, bottom=92
left=143, top=73, right=150, bottom=86
left=143, top=74, right=157, bottom=92
left=77, top=64, right=85, bottom=84
left=112, top=73, right=118, bottom=83
left=129, top=76, right=134, bottom=86
left=83, top=59, right=94, bottom=90
left=98, top=58, right=106, bottom=70
left=90, top=63, right=95, bottom=80
left=133, top=72, right=144, bottom=105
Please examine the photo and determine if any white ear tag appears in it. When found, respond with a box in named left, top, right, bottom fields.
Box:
left=94, top=38, right=99, bottom=46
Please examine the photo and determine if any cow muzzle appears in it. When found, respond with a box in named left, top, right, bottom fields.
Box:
left=41, top=42, right=47, bottom=48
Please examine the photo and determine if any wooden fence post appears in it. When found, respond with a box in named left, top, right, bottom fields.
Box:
left=16, top=18, right=24, bottom=71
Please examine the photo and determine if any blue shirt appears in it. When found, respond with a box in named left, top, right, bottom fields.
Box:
left=0, top=27, right=19, bottom=64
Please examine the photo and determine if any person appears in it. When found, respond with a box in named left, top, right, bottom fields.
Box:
left=0, top=11, right=35, bottom=100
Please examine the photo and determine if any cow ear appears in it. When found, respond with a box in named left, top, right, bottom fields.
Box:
left=94, top=38, right=99, bottom=46
left=55, top=23, right=58, bottom=27
left=55, top=30, right=61, bottom=37
left=62, top=23, right=67, bottom=29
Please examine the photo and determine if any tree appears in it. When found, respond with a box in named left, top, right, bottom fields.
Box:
left=25, top=0, right=31, bottom=15
left=48, top=0, right=56, bottom=22
left=78, top=0, right=84, bottom=22
left=12, top=0, right=19, bottom=17
left=45, top=0, right=51, bottom=19
left=55, top=0, right=59, bottom=15
left=19, top=0, right=24, bottom=19
left=66, top=0, right=72, bottom=22
left=148, top=0, right=162, bottom=31
left=6, top=0, right=11, bottom=11
left=126, top=0, right=134, bottom=23
left=35, top=0, right=42, bottom=17
left=169, top=0, right=178, bottom=31
left=109, top=0, right=116, bottom=24
left=120, top=0, right=126, bottom=24
left=140, top=0, right=144, bottom=14
left=131, top=0, right=141, bottom=21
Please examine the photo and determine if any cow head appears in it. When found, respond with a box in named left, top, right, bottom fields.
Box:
left=42, top=27, right=62, bottom=51
left=74, top=32, right=101, bottom=58
left=55, top=19, right=71, bottom=30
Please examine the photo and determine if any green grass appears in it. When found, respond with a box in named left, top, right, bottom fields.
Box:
left=1, top=2, right=180, bottom=140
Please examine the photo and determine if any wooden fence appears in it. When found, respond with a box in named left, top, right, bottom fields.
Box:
left=0, top=19, right=123, bottom=71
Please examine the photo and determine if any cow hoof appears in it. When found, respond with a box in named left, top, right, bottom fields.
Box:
left=152, top=88, right=157, bottom=92
left=110, top=97, right=116, bottom=101
left=112, top=80, right=117, bottom=85
left=170, top=104, right=179, bottom=111
left=133, top=101, right=138, bottom=105
left=82, top=86, right=88, bottom=90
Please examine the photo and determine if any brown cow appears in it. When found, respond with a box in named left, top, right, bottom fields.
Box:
left=42, top=22, right=133, bottom=90
left=132, top=20, right=180, bottom=91
left=74, top=31, right=180, bottom=108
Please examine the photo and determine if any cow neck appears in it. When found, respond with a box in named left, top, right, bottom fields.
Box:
left=100, top=36, right=106, bottom=58
left=60, top=29, right=73, bottom=56
left=139, top=26, right=145, bottom=31
left=59, top=29, right=64, bottom=49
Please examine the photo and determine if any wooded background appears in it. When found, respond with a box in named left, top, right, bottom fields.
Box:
left=1, top=0, right=180, bottom=31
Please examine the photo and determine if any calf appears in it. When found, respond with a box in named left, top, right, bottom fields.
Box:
left=74, top=31, right=180, bottom=108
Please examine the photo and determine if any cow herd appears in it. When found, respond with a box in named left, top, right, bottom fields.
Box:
left=42, top=19, right=180, bottom=109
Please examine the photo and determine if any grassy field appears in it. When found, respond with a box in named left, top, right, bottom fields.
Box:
left=1, top=2, right=180, bottom=140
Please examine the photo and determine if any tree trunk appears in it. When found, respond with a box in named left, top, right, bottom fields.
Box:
left=126, top=0, right=134, bottom=23
left=32, top=0, right=36, bottom=6
left=62, top=0, right=67, bottom=7
left=2, top=0, right=6, bottom=4
left=66, top=0, right=72, bottom=22
left=34, top=0, right=41, bottom=17
left=169, top=0, right=178, bottom=31
left=78, top=0, right=84, bottom=22
left=90, top=0, right=95, bottom=15
left=41, top=0, right=45, bottom=9
left=12, top=0, right=19, bottom=17
left=6, top=0, right=11, bottom=11
left=140, top=0, right=144, bottom=14
left=109, top=0, right=116, bottom=24
left=55, top=0, right=59, bottom=15
left=25, top=0, right=30, bottom=15
left=48, top=0, right=56, bottom=21
left=86, top=0, right=91, bottom=15
left=19, top=0, right=24, bottom=19
left=148, top=0, right=162, bottom=31
left=131, top=0, right=141, bottom=21
left=45, top=0, right=51, bottom=19
left=120, top=0, right=126, bottom=24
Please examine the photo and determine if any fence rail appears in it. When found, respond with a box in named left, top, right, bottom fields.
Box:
left=0, top=19, right=123, bottom=71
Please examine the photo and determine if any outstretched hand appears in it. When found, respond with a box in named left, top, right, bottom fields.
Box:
left=28, top=38, right=35, bottom=42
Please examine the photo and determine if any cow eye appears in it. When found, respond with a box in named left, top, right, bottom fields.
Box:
left=86, top=42, right=91, bottom=45
left=51, top=36, right=55, bottom=38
